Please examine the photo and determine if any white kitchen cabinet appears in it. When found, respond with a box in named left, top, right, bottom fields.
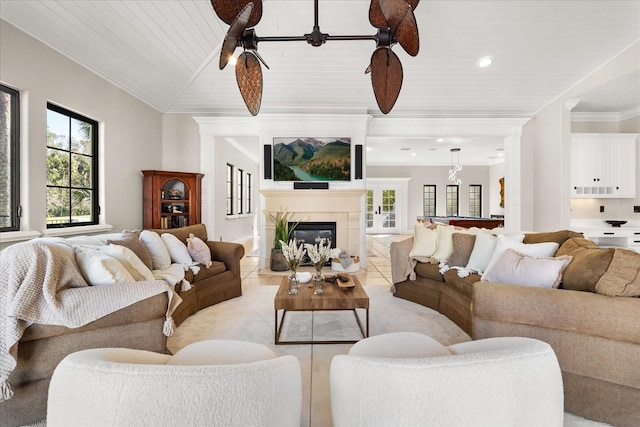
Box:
left=571, top=133, right=638, bottom=198
left=577, top=227, right=640, bottom=253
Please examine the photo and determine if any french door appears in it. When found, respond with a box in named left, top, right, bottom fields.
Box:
left=366, top=186, right=398, bottom=234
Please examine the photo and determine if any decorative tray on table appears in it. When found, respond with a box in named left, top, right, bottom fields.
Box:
left=336, top=274, right=355, bottom=289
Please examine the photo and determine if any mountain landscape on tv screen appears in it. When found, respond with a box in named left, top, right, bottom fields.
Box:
left=273, top=137, right=351, bottom=181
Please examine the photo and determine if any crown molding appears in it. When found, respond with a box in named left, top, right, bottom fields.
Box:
left=572, top=105, right=640, bottom=122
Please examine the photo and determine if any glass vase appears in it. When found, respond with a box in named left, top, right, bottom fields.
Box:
left=287, top=272, right=299, bottom=295
left=313, top=265, right=325, bottom=295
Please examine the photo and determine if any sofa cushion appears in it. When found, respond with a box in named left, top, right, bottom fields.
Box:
left=148, top=224, right=208, bottom=245
left=483, top=235, right=559, bottom=277
left=481, top=249, right=573, bottom=289
left=184, top=261, right=227, bottom=283
left=409, top=225, right=438, bottom=259
left=465, top=231, right=524, bottom=274
left=99, top=244, right=154, bottom=281
left=430, top=225, right=458, bottom=262
left=556, top=238, right=614, bottom=292
left=187, top=233, right=212, bottom=268
left=443, top=270, right=479, bottom=299
left=414, top=262, right=444, bottom=282
left=523, top=230, right=584, bottom=247
left=595, top=248, right=640, bottom=297
left=107, top=231, right=153, bottom=271
left=161, top=233, right=194, bottom=265
left=74, top=246, right=136, bottom=286
left=447, top=233, right=476, bottom=268
left=139, top=230, right=172, bottom=270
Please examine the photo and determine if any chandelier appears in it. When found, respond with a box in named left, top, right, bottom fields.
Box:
left=448, top=148, right=462, bottom=185
left=209, top=0, right=421, bottom=115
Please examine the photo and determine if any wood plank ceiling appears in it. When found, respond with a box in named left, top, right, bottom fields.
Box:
left=1, top=0, right=639, bottom=165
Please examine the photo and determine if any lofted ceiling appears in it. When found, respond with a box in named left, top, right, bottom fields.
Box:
left=1, top=0, right=639, bottom=165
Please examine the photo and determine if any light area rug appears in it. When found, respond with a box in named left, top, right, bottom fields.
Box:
left=167, top=283, right=611, bottom=427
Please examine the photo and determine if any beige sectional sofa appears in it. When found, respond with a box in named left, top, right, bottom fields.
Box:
left=390, top=228, right=640, bottom=427
left=0, top=224, right=244, bottom=427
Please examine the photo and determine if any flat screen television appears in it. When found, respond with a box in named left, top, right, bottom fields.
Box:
left=272, top=137, right=351, bottom=182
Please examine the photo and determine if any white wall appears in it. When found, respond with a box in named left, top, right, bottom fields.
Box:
left=162, top=114, right=201, bottom=172
left=523, top=41, right=639, bottom=231
left=0, top=20, right=162, bottom=247
left=367, top=164, right=494, bottom=232
left=211, top=137, right=259, bottom=243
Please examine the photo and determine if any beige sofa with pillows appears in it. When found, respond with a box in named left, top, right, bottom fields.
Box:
left=390, top=225, right=640, bottom=427
left=0, top=223, right=243, bottom=427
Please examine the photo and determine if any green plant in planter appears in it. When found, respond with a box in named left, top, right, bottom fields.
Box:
left=267, top=210, right=299, bottom=250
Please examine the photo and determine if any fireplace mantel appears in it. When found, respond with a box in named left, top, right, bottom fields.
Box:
left=261, top=189, right=367, bottom=270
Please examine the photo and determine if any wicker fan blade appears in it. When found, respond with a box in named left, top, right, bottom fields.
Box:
left=235, top=52, right=263, bottom=116
left=211, top=0, right=263, bottom=28
left=369, top=47, right=403, bottom=114
left=219, top=2, right=254, bottom=70
left=371, top=0, right=420, bottom=29
left=378, top=0, right=420, bottom=56
left=369, top=0, right=387, bottom=29
left=394, top=8, right=419, bottom=56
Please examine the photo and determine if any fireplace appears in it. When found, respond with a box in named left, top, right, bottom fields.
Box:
left=289, top=221, right=336, bottom=266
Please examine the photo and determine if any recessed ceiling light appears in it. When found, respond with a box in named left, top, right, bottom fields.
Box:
left=476, top=56, right=494, bottom=68
left=411, top=152, right=417, bottom=156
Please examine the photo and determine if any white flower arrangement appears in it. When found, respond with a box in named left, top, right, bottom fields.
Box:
left=279, top=239, right=306, bottom=272
left=304, top=238, right=331, bottom=268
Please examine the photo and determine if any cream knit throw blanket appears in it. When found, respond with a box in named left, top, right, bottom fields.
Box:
left=0, top=240, right=182, bottom=402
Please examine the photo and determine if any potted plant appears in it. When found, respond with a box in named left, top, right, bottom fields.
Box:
left=267, top=210, right=299, bottom=271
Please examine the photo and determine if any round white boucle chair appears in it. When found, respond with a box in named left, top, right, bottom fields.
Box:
left=47, top=340, right=302, bottom=427
left=330, top=333, right=564, bottom=427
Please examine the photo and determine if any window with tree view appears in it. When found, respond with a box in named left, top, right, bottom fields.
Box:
left=0, top=84, right=20, bottom=232
left=46, top=103, right=98, bottom=227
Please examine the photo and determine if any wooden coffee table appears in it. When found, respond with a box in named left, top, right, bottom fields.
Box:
left=274, top=275, right=369, bottom=345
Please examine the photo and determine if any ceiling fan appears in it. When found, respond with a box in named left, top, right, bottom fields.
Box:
left=210, top=0, right=420, bottom=116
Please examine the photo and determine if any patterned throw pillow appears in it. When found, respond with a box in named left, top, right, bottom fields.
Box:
left=187, top=233, right=212, bottom=268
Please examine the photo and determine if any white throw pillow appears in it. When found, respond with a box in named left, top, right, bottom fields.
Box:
left=139, top=230, right=172, bottom=270
left=483, top=234, right=560, bottom=278
left=466, top=230, right=524, bottom=274
left=481, top=248, right=573, bottom=288
left=161, top=233, right=194, bottom=265
left=186, top=233, right=212, bottom=268
left=74, top=246, right=136, bottom=286
left=409, top=225, right=438, bottom=258
left=430, top=225, right=456, bottom=262
left=100, top=244, right=154, bottom=281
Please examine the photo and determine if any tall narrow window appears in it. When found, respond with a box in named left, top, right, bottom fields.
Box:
left=422, top=185, right=436, bottom=217
left=226, top=164, right=233, bottom=215
left=236, top=168, right=244, bottom=214
left=46, top=103, right=98, bottom=228
left=0, top=84, right=20, bottom=232
left=469, top=184, right=482, bottom=217
left=245, top=172, right=252, bottom=213
left=446, top=185, right=459, bottom=217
